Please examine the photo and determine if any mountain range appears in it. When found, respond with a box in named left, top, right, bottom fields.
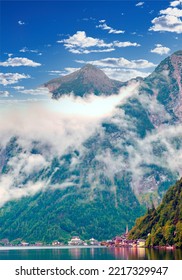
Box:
left=0, top=51, right=182, bottom=243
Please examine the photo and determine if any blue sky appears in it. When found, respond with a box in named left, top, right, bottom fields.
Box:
left=0, top=0, right=182, bottom=99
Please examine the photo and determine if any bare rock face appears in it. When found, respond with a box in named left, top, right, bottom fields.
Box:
left=44, top=64, right=123, bottom=98
left=141, top=50, right=182, bottom=124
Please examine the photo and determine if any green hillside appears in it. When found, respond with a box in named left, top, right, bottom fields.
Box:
left=0, top=177, right=144, bottom=244
left=128, top=178, right=182, bottom=248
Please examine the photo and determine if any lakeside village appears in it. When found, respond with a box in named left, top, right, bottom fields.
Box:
left=0, top=226, right=146, bottom=248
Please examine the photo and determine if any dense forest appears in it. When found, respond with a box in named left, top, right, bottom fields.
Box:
left=128, top=178, right=182, bottom=248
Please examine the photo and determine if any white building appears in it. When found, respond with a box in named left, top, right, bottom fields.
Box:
left=68, top=236, right=84, bottom=246
left=89, top=238, right=99, bottom=245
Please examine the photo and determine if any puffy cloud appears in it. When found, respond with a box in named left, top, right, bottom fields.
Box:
left=99, top=19, right=106, bottom=23
left=18, top=20, right=25, bottom=25
left=170, top=0, right=182, bottom=7
left=96, top=20, right=125, bottom=34
left=101, top=67, right=150, bottom=82
left=58, top=31, right=140, bottom=54
left=0, top=73, right=30, bottom=85
left=0, top=83, right=138, bottom=150
left=136, top=2, right=144, bottom=7
left=161, top=7, right=182, bottom=17
left=0, top=86, right=138, bottom=205
left=151, top=44, right=171, bottom=55
left=0, top=177, right=46, bottom=207
left=0, top=57, right=41, bottom=67
left=0, top=81, right=182, bottom=206
left=113, top=41, right=140, bottom=47
left=19, top=87, right=51, bottom=96
left=127, top=124, right=182, bottom=196
left=150, top=1, right=182, bottom=33
left=0, top=90, right=10, bottom=97
left=57, top=31, right=113, bottom=54
left=76, top=57, right=156, bottom=69
left=150, top=15, right=182, bottom=33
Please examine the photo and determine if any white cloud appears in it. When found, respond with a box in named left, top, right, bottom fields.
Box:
left=7, top=53, right=13, bottom=58
left=51, top=63, right=151, bottom=82
left=60, top=67, right=80, bottom=75
left=96, top=20, right=125, bottom=34
left=170, top=0, right=182, bottom=7
left=48, top=68, right=81, bottom=77
left=58, top=31, right=140, bottom=54
left=160, top=7, right=182, bottom=17
left=19, top=47, right=42, bottom=56
left=127, top=124, right=182, bottom=197
left=12, top=86, right=25, bottom=90
left=151, top=44, right=171, bottom=55
left=0, top=90, right=10, bottom=97
left=0, top=85, right=139, bottom=206
left=15, top=154, right=48, bottom=176
left=0, top=73, right=30, bottom=85
left=150, top=1, right=182, bottom=33
left=48, top=70, right=65, bottom=76
left=69, top=48, right=115, bottom=54
left=75, top=57, right=155, bottom=81
left=18, top=20, right=25, bottom=25
left=58, top=31, right=113, bottom=53
left=19, top=87, right=51, bottom=96
left=0, top=80, right=182, bottom=206
left=101, top=67, right=150, bottom=82
left=113, top=41, right=140, bottom=47
left=150, top=15, right=182, bottom=33
left=0, top=57, right=41, bottom=67
left=136, top=2, right=144, bottom=7
left=76, top=57, right=156, bottom=69
left=0, top=83, right=138, bottom=150
left=0, top=177, right=46, bottom=207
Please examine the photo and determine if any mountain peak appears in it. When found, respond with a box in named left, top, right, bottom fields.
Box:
left=172, top=50, right=182, bottom=57
left=82, top=63, right=97, bottom=69
left=44, top=64, right=123, bottom=98
left=142, top=49, right=182, bottom=123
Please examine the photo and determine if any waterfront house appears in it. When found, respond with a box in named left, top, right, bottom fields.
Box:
left=89, top=238, right=99, bottom=246
left=113, top=236, right=123, bottom=246
left=52, top=241, right=61, bottom=246
left=68, top=236, right=84, bottom=246
left=137, top=239, right=146, bottom=247
left=21, top=241, right=29, bottom=246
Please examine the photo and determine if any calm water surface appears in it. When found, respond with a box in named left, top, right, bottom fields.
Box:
left=0, top=247, right=181, bottom=260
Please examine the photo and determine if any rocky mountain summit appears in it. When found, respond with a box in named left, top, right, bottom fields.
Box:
left=142, top=50, right=182, bottom=124
left=44, top=64, right=123, bottom=98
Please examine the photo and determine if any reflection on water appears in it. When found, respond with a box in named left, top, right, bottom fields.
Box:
left=0, top=247, right=181, bottom=260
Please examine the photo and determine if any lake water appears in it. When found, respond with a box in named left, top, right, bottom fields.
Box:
left=0, top=246, right=181, bottom=260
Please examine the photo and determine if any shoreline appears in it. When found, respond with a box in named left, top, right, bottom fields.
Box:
left=0, top=245, right=179, bottom=251
left=0, top=245, right=105, bottom=250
